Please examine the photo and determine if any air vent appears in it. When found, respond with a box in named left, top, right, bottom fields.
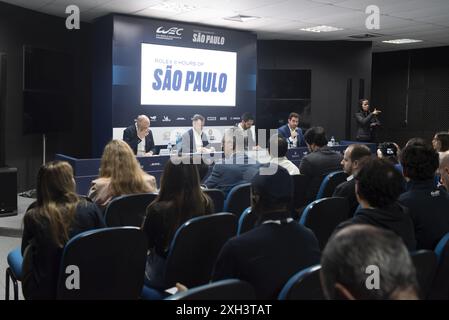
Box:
left=349, top=33, right=383, bottom=39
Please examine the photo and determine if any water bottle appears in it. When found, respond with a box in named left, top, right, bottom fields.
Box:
left=167, top=142, right=172, bottom=153
left=330, top=136, right=336, bottom=147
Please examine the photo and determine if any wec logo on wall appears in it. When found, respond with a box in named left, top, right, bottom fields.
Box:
left=156, top=26, right=184, bottom=40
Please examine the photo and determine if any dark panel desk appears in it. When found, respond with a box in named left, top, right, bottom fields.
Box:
left=56, top=141, right=376, bottom=196
left=55, top=154, right=169, bottom=195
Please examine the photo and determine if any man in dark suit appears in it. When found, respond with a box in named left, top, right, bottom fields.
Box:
left=123, top=115, right=156, bottom=156
left=180, top=114, right=211, bottom=154
left=333, top=144, right=371, bottom=214
left=299, top=126, right=343, bottom=204
left=278, top=112, right=305, bottom=148
left=204, top=128, right=259, bottom=196
left=212, top=165, right=321, bottom=299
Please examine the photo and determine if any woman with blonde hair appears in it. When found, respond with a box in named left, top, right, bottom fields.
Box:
left=88, top=139, right=157, bottom=208
left=22, top=161, right=105, bottom=299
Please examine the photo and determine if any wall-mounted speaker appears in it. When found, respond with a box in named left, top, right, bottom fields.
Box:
left=0, top=53, right=6, bottom=167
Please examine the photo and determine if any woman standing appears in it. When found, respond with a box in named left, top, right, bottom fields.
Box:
left=355, top=99, right=381, bottom=142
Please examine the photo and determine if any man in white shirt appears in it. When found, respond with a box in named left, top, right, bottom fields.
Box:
left=269, top=134, right=299, bottom=175
left=180, top=114, right=213, bottom=154
left=235, top=112, right=257, bottom=150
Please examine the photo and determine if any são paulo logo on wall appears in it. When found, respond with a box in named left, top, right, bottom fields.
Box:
left=149, top=116, right=157, bottom=122
left=156, top=26, right=184, bottom=40
left=192, top=29, right=226, bottom=46
left=162, top=116, right=172, bottom=122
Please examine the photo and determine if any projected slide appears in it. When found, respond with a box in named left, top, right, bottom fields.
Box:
left=141, top=43, right=237, bottom=106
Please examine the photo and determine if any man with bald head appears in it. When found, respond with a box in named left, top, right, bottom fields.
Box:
left=123, top=115, right=156, bottom=156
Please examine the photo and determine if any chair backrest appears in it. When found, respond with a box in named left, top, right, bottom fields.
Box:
left=223, top=183, right=251, bottom=218
left=299, top=197, right=350, bottom=250
left=429, top=232, right=449, bottom=299
left=166, top=279, right=256, bottom=300
left=315, top=171, right=348, bottom=200
left=203, top=189, right=225, bottom=213
left=410, top=250, right=437, bottom=299
left=57, top=227, right=147, bottom=300
left=104, top=193, right=157, bottom=227
left=292, top=174, right=309, bottom=210
left=165, top=213, right=238, bottom=288
left=237, top=207, right=257, bottom=235
left=278, top=265, right=324, bottom=300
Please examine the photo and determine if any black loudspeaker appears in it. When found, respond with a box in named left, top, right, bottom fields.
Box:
left=0, top=167, right=18, bottom=216
left=0, top=53, right=6, bottom=167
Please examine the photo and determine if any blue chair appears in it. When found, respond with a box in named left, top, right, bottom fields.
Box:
left=299, top=197, right=350, bottom=250
left=278, top=265, right=324, bottom=300
left=429, top=232, right=449, bottom=299
left=104, top=193, right=157, bottom=227
left=142, top=213, right=238, bottom=299
left=410, top=250, right=437, bottom=299
left=315, top=171, right=348, bottom=200
left=204, top=189, right=225, bottom=213
left=237, top=207, right=257, bottom=235
left=56, top=227, right=147, bottom=299
left=223, top=183, right=251, bottom=218
left=5, top=247, right=23, bottom=300
left=165, top=279, right=256, bottom=300
left=5, top=202, right=36, bottom=300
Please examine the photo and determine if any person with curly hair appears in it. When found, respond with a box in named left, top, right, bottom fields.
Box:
left=399, top=140, right=449, bottom=250
left=335, top=158, right=415, bottom=250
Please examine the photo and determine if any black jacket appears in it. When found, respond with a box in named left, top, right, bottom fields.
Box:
left=333, top=177, right=358, bottom=215
left=336, top=202, right=416, bottom=251
left=123, top=124, right=156, bottom=155
left=399, top=180, right=449, bottom=250
left=355, top=111, right=380, bottom=142
left=21, top=201, right=105, bottom=299
left=212, top=211, right=321, bottom=299
left=299, top=146, right=343, bottom=204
